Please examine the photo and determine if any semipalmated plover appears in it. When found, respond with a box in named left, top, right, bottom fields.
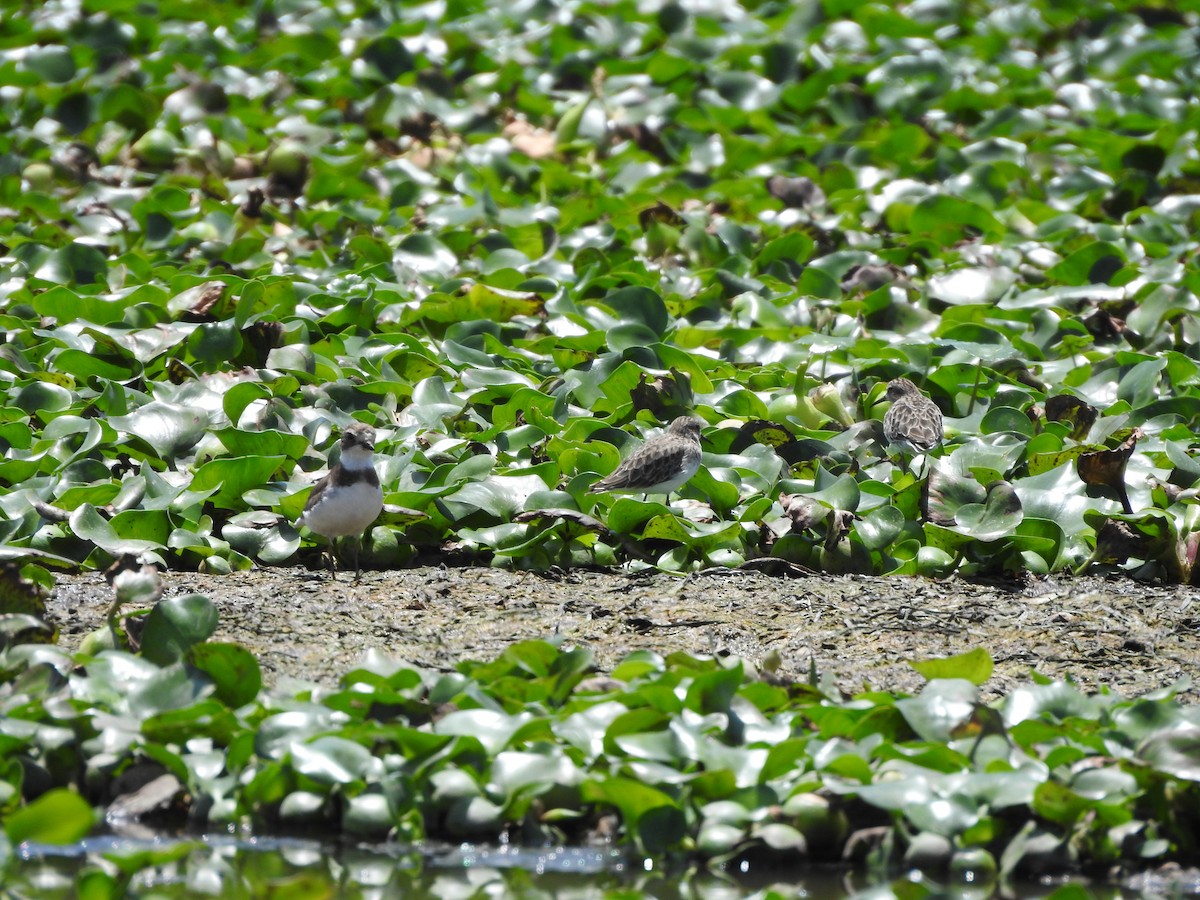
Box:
left=296, top=422, right=383, bottom=580
left=588, top=416, right=703, bottom=499
left=883, top=377, right=943, bottom=456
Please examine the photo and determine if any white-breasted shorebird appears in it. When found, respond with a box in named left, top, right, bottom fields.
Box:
left=296, top=422, right=383, bottom=579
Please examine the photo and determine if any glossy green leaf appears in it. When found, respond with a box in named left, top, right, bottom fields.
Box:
left=141, top=594, right=219, bottom=665
left=4, top=789, right=94, bottom=844
left=291, top=736, right=379, bottom=786
left=909, top=648, right=994, bottom=686
left=108, top=403, right=209, bottom=459
left=896, top=679, right=979, bottom=742
left=189, top=642, right=262, bottom=708
left=1137, top=727, right=1200, bottom=781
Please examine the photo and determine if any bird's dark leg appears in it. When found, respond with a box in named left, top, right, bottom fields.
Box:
left=326, top=536, right=338, bottom=580
left=352, top=532, right=363, bottom=581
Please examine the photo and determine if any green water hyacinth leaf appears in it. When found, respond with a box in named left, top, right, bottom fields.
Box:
left=1015, top=464, right=1093, bottom=538
left=597, top=286, right=670, bottom=336
left=4, top=788, right=94, bottom=844
left=189, top=642, right=262, bottom=708
left=23, top=43, right=76, bottom=82
left=698, top=822, right=746, bottom=855
left=393, top=234, right=457, bottom=277
left=604, top=498, right=672, bottom=534
left=1137, top=727, right=1200, bottom=781
left=908, top=195, right=1004, bottom=244
left=405, top=377, right=466, bottom=427
left=12, top=382, right=73, bottom=418
left=980, top=405, right=1035, bottom=439
left=802, top=471, right=861, bottom=512
left=581, top=777, right=686, bottom=855
left=896, top=679, right=979, bottom=742
left=615, top=730, right=681, bottom=764
left=131, top=662, right=212, bottom=716
left=855, top=505, right=905, bottom=551
left=435, top=709, right=536, bottom=756
left=342, top=793, right=393, bottom=837
left=108, top=509, right=172, bottom=548
left=279, top=791, right=326, bottom=823
left=1010, top=517, right=1067, bottom=573
left=33, top=243, right=108, bottom=286
left=1071, top=766, right=1136, bottom=803
left=54, top=347, right=141, bottom=382
left=443, top=473, right=547, bottom=521
left=224, top=512, right=299, bottom=565
left=108, top=403, right=209, bottom=460
left=445, top=796, right=505, bottom=838
left=909, top=795, right=980, bottom=838
left=910, top=648, right=994, bottom=686
left=416, top=284, right=542, bottom=325
left=949, top=481, right=1023, bottom=542
left=214, top=428, right=310, bottom=460
left=255, top=709, right=341, bottom=762
left=1002, top=680, right=1105, bottom=728
left=607, top=322, right=663, bottom=354
left=491, top=750, right=582, bottom=795
left=1118, top=358, right=1167, bottom=409
left=69, top=505, right=163, bottom=557
left=1047, top=241, right=1126, bottom=286
left=140, top=594, right=219, bottom=665
left=685, top=663, right=743, bottom=715
left=1032, top=781, right=1092, bottom=827
left=291, top=736, right=382, bottom=786
left=190, top=456, right=286, bottom=509
left=640, top=515, right=742, bottom=551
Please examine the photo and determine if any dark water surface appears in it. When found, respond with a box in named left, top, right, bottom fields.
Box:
left=11, top=834, right=1149, bottom=899
left=13, top=834, right=852, bottom=898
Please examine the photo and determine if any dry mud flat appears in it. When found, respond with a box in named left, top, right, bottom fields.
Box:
left=48, top=568, right=1200, bottom=702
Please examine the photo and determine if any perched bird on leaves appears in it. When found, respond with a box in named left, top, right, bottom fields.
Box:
left=588, top=416, right=704, bottom=499
left=296, top=422, right=383, bottom=580
left=883, top=378, right=943, bottom=456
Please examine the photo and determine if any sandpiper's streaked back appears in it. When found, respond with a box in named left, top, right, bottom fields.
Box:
left=296, top=421, right=383, bottom=580
left=883, top=378, right=943, bottom=454
left=588, top=416, right=703, bottom=498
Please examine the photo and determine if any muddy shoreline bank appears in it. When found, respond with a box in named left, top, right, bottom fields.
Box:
left=47, top=568, right=1200, bottom=702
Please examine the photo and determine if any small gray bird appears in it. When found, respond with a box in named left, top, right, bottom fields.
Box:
left=588, top=416, right=704, bottom=498
left=296, top=422, right=383, bottom=580
left=883, top=378, right=943, bottom=454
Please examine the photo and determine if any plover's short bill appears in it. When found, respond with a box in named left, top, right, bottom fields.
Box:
left=883, top=377, right=943, bottom=455
left=296, top=421, right=383, bottom=580
left=588, top=416, right=703, bottom=499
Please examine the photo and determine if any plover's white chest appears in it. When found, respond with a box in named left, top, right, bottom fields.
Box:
left=298, top=470, right=383, bottom=537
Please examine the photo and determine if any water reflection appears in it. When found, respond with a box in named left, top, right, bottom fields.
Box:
left=13, top=835, right=851, bottom=899
left=12, top=836, right=1145, bottom=898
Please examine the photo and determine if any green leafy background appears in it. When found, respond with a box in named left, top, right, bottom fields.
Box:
left=2, top=0, right=1199, bottom=580
left=4, top=616, right=1200, bottom=890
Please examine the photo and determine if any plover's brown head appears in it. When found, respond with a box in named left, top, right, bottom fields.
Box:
left=340, top=422, right=376, bottom=453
